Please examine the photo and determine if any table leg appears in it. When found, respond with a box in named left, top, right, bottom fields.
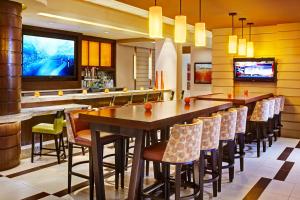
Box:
left=90, top=123, right=105, bottom=200
left=127, top=131, right=144, bottom=200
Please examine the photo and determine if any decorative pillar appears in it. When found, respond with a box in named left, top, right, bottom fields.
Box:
left=0, top=0, right=22, bottom=170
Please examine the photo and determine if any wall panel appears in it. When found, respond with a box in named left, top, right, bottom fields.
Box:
left=212, top=23, right=300, bottom=138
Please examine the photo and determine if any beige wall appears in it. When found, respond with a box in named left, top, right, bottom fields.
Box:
left=212, top=22, right=300, bottom=138
left=155, top=38, right=177, bottom=92
left=116, top=44, right=134, bottom=89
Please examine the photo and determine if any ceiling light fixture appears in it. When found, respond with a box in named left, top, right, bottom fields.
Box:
left=149, top=0, right=163, bottom=38
left=238, top=17, right=247, bottom=56
left=195, top=0, right=206, bottom=47
left=228, top=12, right=237, bottom=54
left=246, top=22, right=254, bottom=57
left=37, top=12, right=148, bottom=36
left=174, top=0, right=186, bottom=43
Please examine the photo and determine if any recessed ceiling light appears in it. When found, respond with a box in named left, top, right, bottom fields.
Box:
left=37, top=12, right=148, bottom=36
left=104, top=31, right=110, bottom=34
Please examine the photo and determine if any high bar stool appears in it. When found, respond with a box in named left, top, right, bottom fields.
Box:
left=194, top=114, right=222, bottom=198
left=141, top=120, right=204, bottom=200
left=249, top=100, right=270, bottom=157
left=216, top=109, right=237, bottom=193
left=65, top=109, right=124, bottom=200
left=234, top=106, right=248, bottom=172
left=31, top=111, right=66, bottom=164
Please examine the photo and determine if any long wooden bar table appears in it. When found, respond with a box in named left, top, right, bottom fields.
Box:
left=196, top=93, right=273, bottom=105
left=79, top=100, right=232, bottom=200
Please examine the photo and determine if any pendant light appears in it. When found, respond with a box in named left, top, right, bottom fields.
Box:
left=228, top=12, right=237, bottom=54
left=174, top=0, right=186, bottom=43
left=195, top=0, right=206, bottom=46
left=246, top=22, right=254, bottom=57
left=238, top=17, right=247, bottom=56
left=149, top=0, right=163, bottom=38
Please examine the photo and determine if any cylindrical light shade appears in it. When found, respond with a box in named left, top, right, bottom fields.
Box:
left=228, top=35, right=237, bottom=54
left=238, top=38, right=247, bottom=56
left=149, top=6, right=163, bottom=38
left=246, top=41, right=254, bottom=57
left=174, top=15, right=186, bottom=43
left=195, top=22, right=206, bottom=47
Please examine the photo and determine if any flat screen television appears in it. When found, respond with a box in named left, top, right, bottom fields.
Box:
left=234, top=58, right=276, bottom=82
left=22, top=34, right=76, bottom=78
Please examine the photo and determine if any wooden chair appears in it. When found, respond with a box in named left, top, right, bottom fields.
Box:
left=216, top=109, right=237, bottom=192
left=249, top=100, right=270, bottom=157
left=141, top=120, right=204, bottom=200
left=234, top=106, right=248, bottom=171
left=65, top=109, right=124, bottom=200
left=195, top=114, right=222, bottom=198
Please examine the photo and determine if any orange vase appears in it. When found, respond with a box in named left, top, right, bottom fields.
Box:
left=155, top=70, right=159, bottom=89
left=161, top=70, right=164, bottom=90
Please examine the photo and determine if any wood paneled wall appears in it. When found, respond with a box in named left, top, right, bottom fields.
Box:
left=212, top=23, right=300, bottom=138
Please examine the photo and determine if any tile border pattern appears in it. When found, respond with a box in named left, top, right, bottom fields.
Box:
left=0, top=139, right=297, bottom=200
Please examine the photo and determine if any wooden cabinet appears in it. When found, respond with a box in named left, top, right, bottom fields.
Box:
left=81, top=38, right=115, bottom=68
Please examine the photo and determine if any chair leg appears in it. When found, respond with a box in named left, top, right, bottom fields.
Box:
left=39, top=133, right=43, bottom=157
left=125, top=138, right=129, bottom=171
left=89, top=147, right=94, bottom=200
left=115, top=140, right=121, bottom=190
left=68, top=143, right=73, bottom=194
left=31, top=132, right=35, bottom=163
left=162, top=163, right=170, bottom=199
left=140, top=160, right=145, bottom=200
left=228, top=140, right=235, bottom=182
left=238, top=133, right=245, bottom=171
left=54, top=135, right=60, bottom=164
left=175, top=164, right=182, bottom=200
left=212, top=148, right=219, bottom=195
left=145, top=134, right=150, bottom=177
left=82, top=147, right=85, bottom=156
left=198, top=151, right=205, bottom=200
left=120, top=138, right=125, bottom=189
left=60, top=134, right=66, bottom=159
left=256, top=123, right=261, bottom=158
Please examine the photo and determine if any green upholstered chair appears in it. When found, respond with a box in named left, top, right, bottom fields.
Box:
left=31, top=111, right=66, bottom=164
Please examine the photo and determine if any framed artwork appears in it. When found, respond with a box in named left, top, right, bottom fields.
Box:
left=194, top=62, right=212, bottom=84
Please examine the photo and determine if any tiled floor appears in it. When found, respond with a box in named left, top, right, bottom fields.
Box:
left=1, top=137, right=300, bottom=200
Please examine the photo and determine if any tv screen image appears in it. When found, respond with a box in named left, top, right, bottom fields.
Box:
left=234, top=59, right=276, bottom=81
left=22, top=35, right=75, bottom=77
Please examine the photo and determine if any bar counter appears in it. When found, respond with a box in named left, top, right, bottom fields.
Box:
left=21, top=89, right=171, bottom=108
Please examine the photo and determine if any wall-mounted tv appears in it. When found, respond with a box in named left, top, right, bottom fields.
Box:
left=234, top=58, right=277, bottom=82
left=22, top=34, right=76, bottom=78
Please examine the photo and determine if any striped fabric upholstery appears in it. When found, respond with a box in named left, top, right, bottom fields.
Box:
left=195, top=114, right=222, bottom=150
left=235, top=106, right=248, bottom=134
left=217, top=109, right=238, bottom=140
left=250, top=100, right=270, bottom=122
left=162, top=120, right=203, bottom=163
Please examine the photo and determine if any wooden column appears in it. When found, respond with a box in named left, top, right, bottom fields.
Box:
left=0, top=0, right=22, bottom=170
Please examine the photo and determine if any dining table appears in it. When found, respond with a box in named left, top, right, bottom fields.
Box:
left=79, top=99, right=233, bottom=200
left=195, top=93, right=273, bottom=105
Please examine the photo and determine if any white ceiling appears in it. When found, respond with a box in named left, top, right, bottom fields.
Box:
left=19, top=0, right=150, bottom=40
